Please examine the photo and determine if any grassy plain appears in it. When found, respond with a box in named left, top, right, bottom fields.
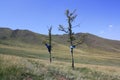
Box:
left=0, top=41, right=120, bottom=80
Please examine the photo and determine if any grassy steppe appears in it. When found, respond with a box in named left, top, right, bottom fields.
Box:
left=0, top=41, right=120, bottom=80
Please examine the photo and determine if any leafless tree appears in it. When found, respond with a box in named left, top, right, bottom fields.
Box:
left=59, top=9, right=77, bottom=69
left=45, top=26, right=52, bottom=63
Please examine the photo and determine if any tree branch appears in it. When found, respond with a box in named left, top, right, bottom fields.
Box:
left=58, top=25, right=68, bottom=33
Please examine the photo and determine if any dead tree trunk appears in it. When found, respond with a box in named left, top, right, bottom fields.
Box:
left=59, top=10, right=77, bottom=70
left=68, top=16, right=74, bottom=69
left=45, top=27, right=52, bottom=63
left=49, top=27, right=52, bottom=63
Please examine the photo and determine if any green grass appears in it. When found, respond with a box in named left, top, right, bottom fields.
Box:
left=0, top=47, right=49, bottom=59
left=0, top=41, right=120, bottom=80
left=0, top=54, right=120, bottom=80
left=1, top=42, right=120, bottom=67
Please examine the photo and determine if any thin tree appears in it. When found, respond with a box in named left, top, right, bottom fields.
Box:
left=45, top=26, right=52, bottom=63
left=59, top=9, right=77, bottom=69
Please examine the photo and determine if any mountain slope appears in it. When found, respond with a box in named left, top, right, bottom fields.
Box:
left=77, top=33, right=120, bottom=52
left=0, top=28, right=12, bottom=39
left=0, top=27, right=120, bottom=67
left=0, top=27, right=120, bottom=53
left=0, top=28, right=47, bottom=45
left=53, top=33, right=120, bottom=53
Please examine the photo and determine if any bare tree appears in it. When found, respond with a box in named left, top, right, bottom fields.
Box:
left=59, top=9, right=77, bottom=69
left=45, top=26, right=52, bottom=63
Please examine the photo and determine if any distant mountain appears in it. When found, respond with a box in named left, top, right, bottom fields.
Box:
left=0, top=28, right=47, bottom=45
left=0, top=27, right=120, bottom=53
left=53, top=33, right=120, bottom=53
left=0, top=28, right=12, bottom=39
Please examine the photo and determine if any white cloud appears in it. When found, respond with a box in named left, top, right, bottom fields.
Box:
left=109, top=24, right=113, bottom=28
left=99, top=24, right=114, bottom=35
left=108, top=24, right=113, bottom=31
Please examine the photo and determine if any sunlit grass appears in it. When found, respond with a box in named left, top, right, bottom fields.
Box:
left=0, top=54, right=120, bottom=80
left=0, top=41, right=120, bottom=80
left=0, top=42, right=120, bottom=67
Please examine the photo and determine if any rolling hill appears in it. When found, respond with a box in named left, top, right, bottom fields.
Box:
left=53, top=33, right=120, bottom=53
left=0, top=28, right=47, bottom=45
left=1, top=27, right=120, bottom=53
left=0, top=27, right=120, bottom=80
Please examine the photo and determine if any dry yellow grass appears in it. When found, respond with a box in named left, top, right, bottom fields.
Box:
left=1, top=54, right=120, bottom=73
left=1, top=54, right=120, bottom=80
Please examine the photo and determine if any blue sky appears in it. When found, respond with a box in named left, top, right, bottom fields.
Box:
left=0, top=0, right=120, bottom=40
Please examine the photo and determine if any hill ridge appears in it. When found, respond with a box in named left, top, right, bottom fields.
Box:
left=0, top=27, right=120, bottom=53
